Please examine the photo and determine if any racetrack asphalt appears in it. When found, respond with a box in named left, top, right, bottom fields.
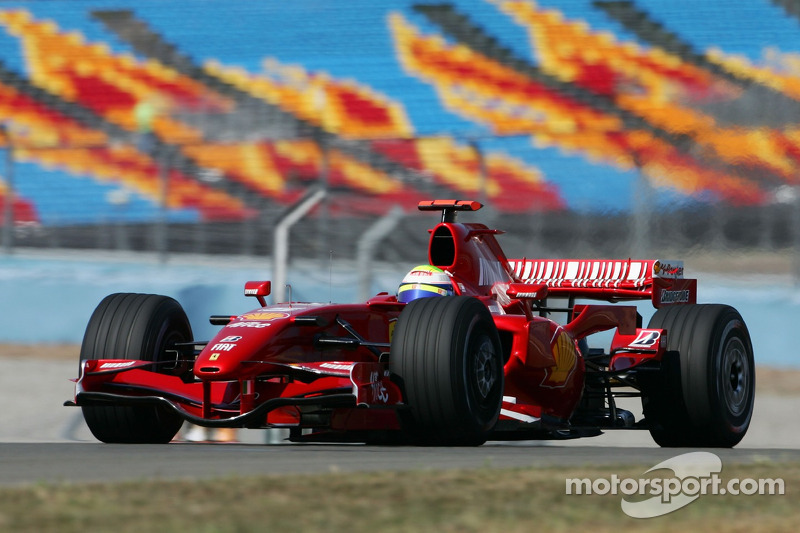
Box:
left=0, top=355, right=798, bottom=486
left=2, top=443, right=799, bottom=487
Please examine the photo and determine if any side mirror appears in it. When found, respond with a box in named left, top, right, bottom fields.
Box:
left=244, top=281, right=271, bottom=307
left=506, top=283, right=548, bottom=301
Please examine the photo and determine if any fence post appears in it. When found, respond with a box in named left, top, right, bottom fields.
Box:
left=469, top=139, right=489, bottom=209
left=1, top=125, right=13, bottom=255
left=794, top=187, right=800, bottom=285
left=272, top=187, right=326, bottom=303
left=316, top=135, right=329, bottom=264
left=631, top=155, right=652, bottom=258
left=155, top=146, right=171, bottom=263
left=356, top=206, right=406, bottom=302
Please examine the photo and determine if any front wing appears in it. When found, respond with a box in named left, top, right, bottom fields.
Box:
left=67, top=359, right=404, bottom=432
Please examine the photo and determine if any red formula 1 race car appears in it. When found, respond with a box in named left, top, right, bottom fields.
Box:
left=67, top=200, right=755, bottom=447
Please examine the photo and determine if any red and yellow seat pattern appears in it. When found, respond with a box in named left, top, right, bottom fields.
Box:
left=0, top=7, right=565, bottom=222
left=390, top=4, right=791, bottom=204
left=0, top=175, right=38, bottom=225
left=204, top=59, right=564, bottom=211
left=498, top=0, right=800, bottom=189
left=4, top=2, right=800, bottom=224
left=0, top=76, right=251, bottom=221
left=0, top=10, right=252, bottom=221
left=0, top=10, right=232, bottom=144
left=207, top=58, right=415, bottom=141
left=370, top=138, right=563, bottom=211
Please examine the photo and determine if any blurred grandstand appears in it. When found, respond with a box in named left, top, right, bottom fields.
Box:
left=1, top=0, right=800, bottom=265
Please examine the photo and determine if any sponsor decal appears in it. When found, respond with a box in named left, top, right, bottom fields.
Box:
left=514, top=292, right=541, bottom=298
left=209, top=353, right=221, bottom=361
left=653, top=261, right=684, bottom=279
left=99, top=361, right=137, bottom=369
left=404, top=265, right=447, bottom=281
left=660, top=289, right=690, bottom=304
left=369, top=370, right=390, bottom=403
left=244, top=288, right=259, bottom=295
left=211, top=343, right=236, bottom=352
left=373, top=384, right=389, bottom=403
left=320, top=362, right=355, bottom=371
left=220, top=336, right=242, bottom=343
left=629, top=330, right=661, bottom=349
left=388, top=318, right=397, bottom=343
left=241, top=312, right=290, bottom=321
left=227, top=321, right=270, bottom=328
left=541, top=330, right=578, bottom=388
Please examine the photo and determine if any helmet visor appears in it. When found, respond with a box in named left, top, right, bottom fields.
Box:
left=397, top=283, right=452, bottom=303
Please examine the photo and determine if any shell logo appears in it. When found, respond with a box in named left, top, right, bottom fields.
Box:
left=541, top=330, right=577, bottom=388
left=241, top=312, right=290, bottom=321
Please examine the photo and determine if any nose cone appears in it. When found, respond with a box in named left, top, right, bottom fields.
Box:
left=194, top=304, right=329, bottom=380
left=194, top=318, right=279, bottom=379
left=194, top=339, right=242, bottom=379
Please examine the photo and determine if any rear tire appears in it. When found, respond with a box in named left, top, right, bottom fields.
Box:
left=79, top=293, right=191, bottom=444
left=642, top=304, right=755, bottom=447
left=389, top=296, right=503, bottom=446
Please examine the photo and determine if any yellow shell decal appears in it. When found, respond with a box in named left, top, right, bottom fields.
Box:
left=241, top=312, right=290, bottom=321
left=541, top=331, right=577, bottom=388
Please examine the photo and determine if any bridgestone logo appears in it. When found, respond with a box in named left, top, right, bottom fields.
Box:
left=660, top=289, right=690, bottom=304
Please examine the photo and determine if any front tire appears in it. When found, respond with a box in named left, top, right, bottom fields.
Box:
left=79, top=293, right=191, bottom=444
left=389, top=296, right=504, bottom=446
left=642, top=304, right=755, bottom=447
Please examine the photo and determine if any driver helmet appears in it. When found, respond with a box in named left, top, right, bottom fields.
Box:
left=397, top=265, right=454, bottom=303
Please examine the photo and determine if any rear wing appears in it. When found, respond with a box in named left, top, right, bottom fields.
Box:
left=507, top=259, right=696, bottom=308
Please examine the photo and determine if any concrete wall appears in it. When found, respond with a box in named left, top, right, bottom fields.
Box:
left=0, top=250, right=407, bottom=343
left=1, top=251, right=797, bottom=368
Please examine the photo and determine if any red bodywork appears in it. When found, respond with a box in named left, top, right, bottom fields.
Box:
left=71, top=200, right=698, bottom=441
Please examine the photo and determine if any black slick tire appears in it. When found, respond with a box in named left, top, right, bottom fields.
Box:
left=79, top=293, right=191, bottom=444
left=389, top=296, right=504, bottom=446
left=642, top=304, right=755, bottom=448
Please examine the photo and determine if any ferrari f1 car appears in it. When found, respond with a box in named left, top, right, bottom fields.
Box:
left=68, top=200, right=755, bottom=447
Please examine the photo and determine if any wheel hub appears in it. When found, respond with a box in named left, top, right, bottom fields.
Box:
left=721, top=337, right=750, bottom=416
left=474, top=337, right=497, bottom=399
